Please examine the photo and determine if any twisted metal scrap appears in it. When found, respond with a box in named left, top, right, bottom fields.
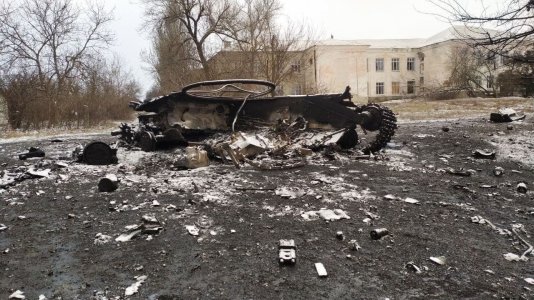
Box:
left=472, top=215, right=533, bottom=261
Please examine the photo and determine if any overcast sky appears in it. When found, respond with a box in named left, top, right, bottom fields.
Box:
left=106, top=0, right=459, bottom=96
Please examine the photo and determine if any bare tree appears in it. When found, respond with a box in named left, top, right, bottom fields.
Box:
left=430, top=0, right=534, bottom=60
left=0, top=0, right=113, bottom=86
left=143, top=0, right=314, bottom=96
left=145, top=19, right=199, bottom=93
left=444, top=44, right=499, bottom=96
left=0, top=0, right=138, bottom=129
left=144, top=0, right=239, bottom=80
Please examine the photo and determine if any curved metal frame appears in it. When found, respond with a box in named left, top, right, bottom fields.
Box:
left=181, top=79, right=276, bottom=100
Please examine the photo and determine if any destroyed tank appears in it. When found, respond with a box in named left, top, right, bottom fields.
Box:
left=116, top=79, right=397, bottom=154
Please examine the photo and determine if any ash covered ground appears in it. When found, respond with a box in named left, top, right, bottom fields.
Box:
left=1, top=117, right=534, bottom=299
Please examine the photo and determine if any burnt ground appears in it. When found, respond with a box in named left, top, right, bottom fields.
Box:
left=0, top=117, right=534, bottom=300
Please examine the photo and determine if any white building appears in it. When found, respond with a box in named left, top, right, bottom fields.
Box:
left=293, top=26, right=502, bottom=103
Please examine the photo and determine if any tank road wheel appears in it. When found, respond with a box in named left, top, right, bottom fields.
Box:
left=82, top=141, right=118, bottom=165
left=139, top=130, right=157, bottom=152
left=360, top=104, right=397, bottom=154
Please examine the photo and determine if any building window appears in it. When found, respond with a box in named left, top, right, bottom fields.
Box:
left=407, top=57, right=415, bottom=71
left=376, top=82, right=384, bottom=95
left=291, top=64, right=301, bottom=73
left=391, top=58, right=400, bottom=71
left=420, top=62, right=424, bottom=73
left=375, top=58, right=384, bottom=72
left=391, top=82, right=400, bottom=95
left=407, top=80, right=415, bottom=94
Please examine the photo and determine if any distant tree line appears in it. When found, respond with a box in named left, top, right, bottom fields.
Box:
left=142, top=0, right=313, bottom=97
left=0, top=0, right=139, bottom=130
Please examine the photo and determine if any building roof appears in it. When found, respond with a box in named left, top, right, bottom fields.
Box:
left=313, top=25, right=498, bottom=49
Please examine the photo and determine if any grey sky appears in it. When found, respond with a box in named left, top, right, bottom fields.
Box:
left=106, top=0, right=457, bottom=97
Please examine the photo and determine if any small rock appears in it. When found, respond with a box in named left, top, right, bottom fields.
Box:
left=370, top=228, right=389, bottom=240
left=493, top=167, right=504, bottom=177
left=517, top=182, right=528, bottom=194
left=507, top=125, right=513, bottom=130
left=186, top=225, right=200, bottom=236
left=525, top=278, right=534, bottom=285
left=336, top=231, right=344, bottom=240
left=98, top=174, right=119, bottom=192
left=442, top=126, right=450, bottom=132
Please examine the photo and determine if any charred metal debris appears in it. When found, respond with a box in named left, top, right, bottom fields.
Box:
left=113, top=79, right=398, bottom=167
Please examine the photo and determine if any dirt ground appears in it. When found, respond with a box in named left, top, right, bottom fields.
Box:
left=1, top=116, right=534, bottom=299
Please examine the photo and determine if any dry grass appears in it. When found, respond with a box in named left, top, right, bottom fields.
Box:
left=386, top=97, right=534, bottom=122
left=1, top=97, right=533, bottom=140
left=0, top=120, right=131, bottom=141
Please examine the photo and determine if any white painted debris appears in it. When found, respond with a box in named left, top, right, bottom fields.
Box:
left=9, top=290, right=25, bottom=299
left=186, top=225, right=200, bottom=236
left=141, top=215, right=158, bottom=224
left=484, top=269, right=495, bottom=274
left=151, top=200, right=160, bottom=207
left=429, top=256, right=446, bottom=265
left=116, top=229, right=143, bottom=242
left=383, top=194, right=396, bottom=200
left=525, top=278, right=534, bottom=285
left=404, top=197, right=420, bottom=204
left=406, top=262, right=422, bottom=274
left=471, top=216, right=486, bottom=224
left=301, top=209, right=350, bottom=221
left=348, top=240, right=361, bottom=251
left=55, top=161, right=68, bottom=168
left=38, top=295, right=47, bottom=300
left=230, top=133, right=269, bottom=158
left=0, top=224, right=7, bottom=231
left=125, top=275, right=147, bottom=296
left=165, top=204, right=177, bottom=211
left=315, top=262, right=328, bottom=277
left=503, top=252, right=528, bottom=262
left=275, top=187, right=306, bottom=199
left=340, top=191, right=363, bottom=200
left=185, top=147, right=209, bottom=168
left=94, top=233, right=113, bottom=245
left=27, top=168, right=51, bottom=178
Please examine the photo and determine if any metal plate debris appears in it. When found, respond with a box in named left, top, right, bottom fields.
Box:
left=315, top=262, right=328, bottom=277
